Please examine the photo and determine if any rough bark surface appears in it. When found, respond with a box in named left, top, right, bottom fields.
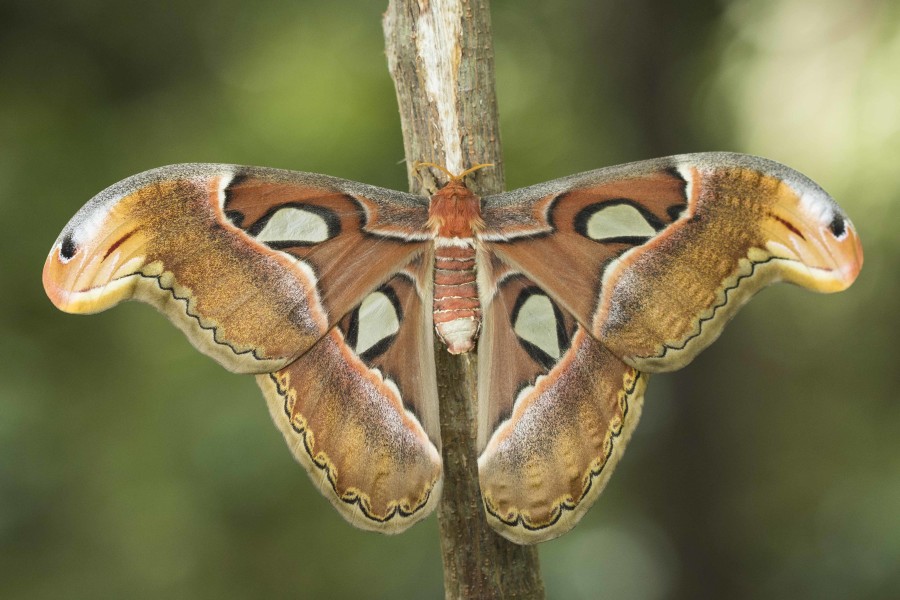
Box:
left=383, top=1, right=545, bottom=599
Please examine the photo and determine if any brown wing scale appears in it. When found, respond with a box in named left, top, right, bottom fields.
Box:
left=258, top=257, right=441, bottom=532
left=42, top=164, right=429, bottom=373
left=477, top=152, right=862, bottom=542
left=477, top=257, right=646, bottom=543
left=43, top=164, right=440, bottom=533
left=43, top=153, right=863, bottom=542
left=481, top=153, right=863, bottom=373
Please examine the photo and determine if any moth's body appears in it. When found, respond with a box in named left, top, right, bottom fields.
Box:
left=427, top=179, right=485, bottom=353
left=42, top=153, right=862, bottom=544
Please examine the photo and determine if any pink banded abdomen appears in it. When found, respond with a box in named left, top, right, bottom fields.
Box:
left=433, top=242, right=481, bottom=353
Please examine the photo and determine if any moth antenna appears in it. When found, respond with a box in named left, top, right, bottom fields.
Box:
left=414, top=161, right=456, bottom=182
left=456, top=163, right=494, bottom=180
left=414, top=161, right=494, bottom=183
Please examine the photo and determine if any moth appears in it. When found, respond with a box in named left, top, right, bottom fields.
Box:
left=42, top=153, right=862, bottom=544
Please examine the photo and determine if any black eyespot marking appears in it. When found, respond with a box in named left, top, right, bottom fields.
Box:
left=573, top=199, right=664, bottom=245
left=376, top=283, right=403, bottom=323
left=225, top=210, right=245, bottom=228
left=829, top=214, right=846, bottom=238
left=666, top=165, right=688, bottom=186
left=344, top=309, right=360, bottom=349
left=341, top=283, right=404, bottom=364
left=359, top=337, right=396, bottom=364
left=60, top=234, right=77, bottom=260
left=510, top=286, right=571, bottom=372
left=247, top=202, right=342, bottom=249
left=222, top=173, right=250, bottom=210
left=666, top=203, right=688, bottom=222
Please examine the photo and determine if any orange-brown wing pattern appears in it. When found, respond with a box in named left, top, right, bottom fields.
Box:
left=221, top=171, right=431, bottom=326
left=477, top=152, right=862, bottom=543
left=476, top=257, right=646, bottom=543
left=258, top=255, right=441, bottom=532
left=481, top=164, right=689, bottom=324
left=42, top=164, right=430, bottom=373
left=481, top=153, right=863, bottom=372
left=43, top=164, right=440, bottom=534
left=43, top=153, right=864, bottom=543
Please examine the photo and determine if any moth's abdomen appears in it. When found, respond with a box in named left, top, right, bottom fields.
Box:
left=433, top=242, right=481, bottom=353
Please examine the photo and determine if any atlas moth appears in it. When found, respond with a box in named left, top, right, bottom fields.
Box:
left=42, top=153, right=862, bottom=544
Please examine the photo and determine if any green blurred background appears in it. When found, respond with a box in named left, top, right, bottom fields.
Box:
left=2, top=0, right=898, bottom=598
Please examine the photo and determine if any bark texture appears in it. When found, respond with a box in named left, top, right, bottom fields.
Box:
left=383, top=1, right=545, bottom=598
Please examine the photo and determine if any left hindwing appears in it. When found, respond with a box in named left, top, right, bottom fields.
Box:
left=258, top=253, right=442, bottom=532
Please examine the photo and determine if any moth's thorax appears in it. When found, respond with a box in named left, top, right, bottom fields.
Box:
left=427, top=180, right=485, bottom=238
left=429, top=180, right=483, bottom=354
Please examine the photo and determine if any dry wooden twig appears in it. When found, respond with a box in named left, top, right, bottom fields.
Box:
left=383, top=1, right=545, bottom=598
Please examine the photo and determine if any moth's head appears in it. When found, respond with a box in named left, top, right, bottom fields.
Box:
left=760, top=174, right=863, bottom=293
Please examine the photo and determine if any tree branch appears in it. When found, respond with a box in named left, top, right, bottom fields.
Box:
left=383, top=1, right=544, bottom=598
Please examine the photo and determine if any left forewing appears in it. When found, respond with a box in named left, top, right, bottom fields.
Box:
left=43, top=164, right=430, bottom=373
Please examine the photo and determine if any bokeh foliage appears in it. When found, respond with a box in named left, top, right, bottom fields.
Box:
left=1, top=0, right=898, bottom=598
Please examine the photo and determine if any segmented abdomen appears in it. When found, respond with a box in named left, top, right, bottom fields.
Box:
left=433, top=243, right=480, bottom=354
